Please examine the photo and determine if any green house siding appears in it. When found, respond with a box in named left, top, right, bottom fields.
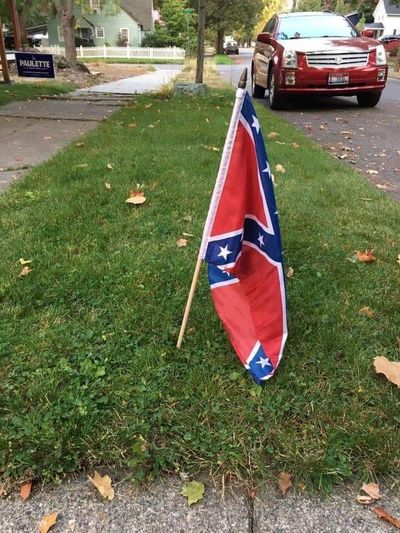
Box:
left=48, top=6, right=145, bottom=47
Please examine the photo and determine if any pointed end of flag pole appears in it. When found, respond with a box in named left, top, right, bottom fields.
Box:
left=238, top=68, right=248, bottom=89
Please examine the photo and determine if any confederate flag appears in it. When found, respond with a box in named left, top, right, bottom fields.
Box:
left=199, top=91, right=287, bottom=384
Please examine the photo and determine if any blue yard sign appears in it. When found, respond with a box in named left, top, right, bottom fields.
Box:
left=15, top=52, right=55, bottom=79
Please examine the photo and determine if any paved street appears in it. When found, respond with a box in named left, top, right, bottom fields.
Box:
left=219, top=49, right=400, bottom=201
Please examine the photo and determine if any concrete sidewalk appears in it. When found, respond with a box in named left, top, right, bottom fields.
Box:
left=0, top=478, right=399, bottom=532
left=0, top=64, right=182, bottom=192
left=0, top=95, right=128, bottom=192
left=77, top=65, right=182, bottom=95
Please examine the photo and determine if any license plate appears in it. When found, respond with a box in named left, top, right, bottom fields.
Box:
left=328, top=73, right=349, bottom=85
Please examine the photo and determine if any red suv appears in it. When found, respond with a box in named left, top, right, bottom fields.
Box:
left=252, top=11, right=388, bottom=109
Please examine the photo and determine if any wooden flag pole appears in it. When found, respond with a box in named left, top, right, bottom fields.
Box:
left=176, top=257, right=203, bottom=349
left=176, top=68, right=248, bottom=349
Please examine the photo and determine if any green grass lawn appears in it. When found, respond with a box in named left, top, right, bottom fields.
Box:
left=0, top=90, right=399, bottom=489
left=213, top=54, right=234, bottom=65
left=83, top=57, right=184, bottom=65
left=0, top=81, right=74, bottom=106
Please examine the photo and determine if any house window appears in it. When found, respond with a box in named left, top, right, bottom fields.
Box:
left=96, top=26, right=105, bottom=39
left=57, top=26, right=64, bottom=42
left=120, top=28, right=129, bottom=44
left=89, top=0, right=101, bottom=13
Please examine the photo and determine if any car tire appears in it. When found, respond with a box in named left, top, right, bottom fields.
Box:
left=252, top=71, right=265, bottom=98
left=356, top=92, right=382, bottom=108
left=268, top=67, right=286, bottom=110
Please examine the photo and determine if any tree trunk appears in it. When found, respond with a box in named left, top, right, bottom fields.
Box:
left=396, top=45, right=400, bottom=73
left=55, top=0, right=77, bottom=67
left=216, top=28, right=224, bottom=54
left=17, top=8, right=27, bottom=46
left=0, top=16, right=12, bottom=83
left=195, top=0, right=207, bottom=84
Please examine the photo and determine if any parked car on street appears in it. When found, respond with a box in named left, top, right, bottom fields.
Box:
left=4, top=33, right=42, bottom=50
left=252, top=11, right=388, bottom=109
left=225, top=41, right=239, bottom=55
left=379, top=35, right=400, bottom=45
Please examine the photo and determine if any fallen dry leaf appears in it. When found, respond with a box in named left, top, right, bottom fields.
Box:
left=145, top=103, right=153, bottom=109
left=19, top=258, right=32, bottom=265
left=359, top=306, right=374, bottom=318
left=18, top=266, right=32, bottom=277
left=397, top=254, right=400, bottom=267
left=357, top=495, right=373, bottom=505
left=355, top=250, right=376, bottom=263
left=201, top=144, right=220, bottom=152
left=88, top=471, right=114, bottom=500
left=38, top=512, right=58, bottom=533
left=75, top=142, right=84, bottom=147
left=278, top=472, right=293, bottom=496
left=20, top=481, right=32, bottom=501
left=268, top=131, right=279, bottom=138
left=43, top=136, right=52, bottom=140
left=374, top=356, right=400, bottom=387
left=126, top=190, right=146, bottom=206
left=105, top=182, right=111, bottom=190
left=366, top=169, right=379, bottom=175
left=319, top=124, right=325, bottom=130
left=181, top=480, right=204, bottom=506
left=340, top=131, right=352, bottom=135
left=275, top=164, right=286, bottom=173
left=372, top=507, right=400, bottom=529
left=361, top=483, right=381, bottom=500
left=292, top=143, right=300, bottom=148
left=107, top=163, right=114, bottom=170
left=286, top=267, right=294, bottom=278
left=75, top=163, right=88, bottom=169
left=128, top=123, right=137, bottom=128
left=177, top=238, right=188, bottom=248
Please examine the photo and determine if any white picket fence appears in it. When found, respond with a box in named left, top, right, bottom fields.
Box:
left=40, top=45, right=185, bottom=61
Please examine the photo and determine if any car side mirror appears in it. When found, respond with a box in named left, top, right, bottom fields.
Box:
left=361, top=29, right=374, bottom=38
left=257, top=32, right=271, bottom=44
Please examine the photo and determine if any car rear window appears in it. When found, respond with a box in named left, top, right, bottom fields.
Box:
left=276, top=14, right=358, bottom=40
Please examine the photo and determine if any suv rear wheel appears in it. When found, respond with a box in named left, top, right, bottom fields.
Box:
left=268, top=67, right=286, bottom=110
left=357, top=92, right=382, bottom=108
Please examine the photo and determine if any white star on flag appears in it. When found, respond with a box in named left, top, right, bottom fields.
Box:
left=251, top=116, right=260, bottom=134
left=262, top=162, right=270, bottom=174
left=257, top=234, right=265, bottom=247
left=218, top=245, right=232, bottom=261
left=256, top=356, right=270, bottom=369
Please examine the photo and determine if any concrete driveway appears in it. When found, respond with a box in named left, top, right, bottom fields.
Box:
left=218, top=49, right=400, bottom=201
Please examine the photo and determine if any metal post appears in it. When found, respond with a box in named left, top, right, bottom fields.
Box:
left=8, top=0, right=22, bottom=50
left=0, top=17, right=12, bottom=83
